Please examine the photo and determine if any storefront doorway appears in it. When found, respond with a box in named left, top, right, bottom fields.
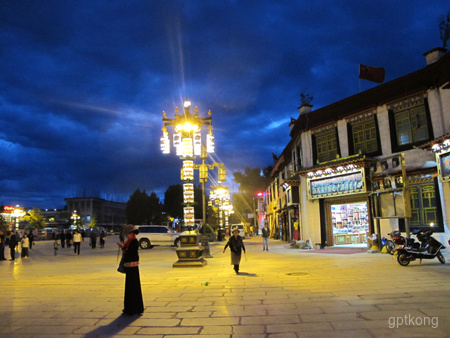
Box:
left=330, top=202, right=369, bottom=246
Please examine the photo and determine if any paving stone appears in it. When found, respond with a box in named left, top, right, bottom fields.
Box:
left=138, top=326, right=201, bottom=335
left=267, top=322, right=334, bottom=333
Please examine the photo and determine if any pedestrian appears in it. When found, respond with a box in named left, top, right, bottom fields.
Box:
left=73, top=230, right=83, bottom=255
left=60, top=230, right=66, bottom=248
left=9, top=231, right=18, bottom=261
left=21, top=233, right=29, bottom=258
left=223, top=226, right=246, bottom=274
left=99, top=231, right=106, bottom=248
left=54, top=239, right=59, bottom=256
left=28, top=231, right=34, bottom=249
left=0, top=231, right=5, bottom=260
left=66, top=231, right=72, bottom=248
left=0, top=230, right=6, bottom=260
left=90, top=231, right=97, bottom=249
left=117, top=224, right=144, bottom=316
left=262, top=224, right=270, bottom=251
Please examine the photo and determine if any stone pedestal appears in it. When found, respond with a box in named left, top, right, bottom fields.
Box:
left=173, top=231, right=207, bottom=267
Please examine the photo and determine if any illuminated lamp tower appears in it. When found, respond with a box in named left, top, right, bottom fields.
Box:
left=161, top=97, right=214, bottom=267
left=209, top=184, right=233, bottom=240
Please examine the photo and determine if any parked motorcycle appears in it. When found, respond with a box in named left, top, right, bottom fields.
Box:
left=385, top=231, right=405, bottom=255
left=384, top=230, right=413, bottom=255
left=396, top=229, right=446, bottom=266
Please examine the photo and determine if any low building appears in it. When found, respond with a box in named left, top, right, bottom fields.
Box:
left=267, top=47, right=450, bottom=247
left=64, top=197, right=126, bottom=231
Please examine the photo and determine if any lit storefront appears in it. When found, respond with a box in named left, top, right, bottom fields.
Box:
left=299, top=155, right=374, bottom=247
left=331, top=202, right=369, bottom=245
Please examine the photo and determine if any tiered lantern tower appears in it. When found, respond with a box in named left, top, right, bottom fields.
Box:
left=161, top=97, right=215, bottom=267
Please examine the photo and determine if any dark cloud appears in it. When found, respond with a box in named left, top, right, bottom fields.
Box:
left=1, top=0, right=448, bottom=207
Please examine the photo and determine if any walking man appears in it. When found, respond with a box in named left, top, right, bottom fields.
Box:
left=262, top=224, right=270, bottom=251
left=0, top=230, right=6, bottom=260
left=223, top=227, right=246, bottom=274
left=73, top=230, right=83, bottom=255
left=60, top=231, right=66, bottom=248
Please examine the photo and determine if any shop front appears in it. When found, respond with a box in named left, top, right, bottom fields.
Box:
left=329, top=200, right=369, bottom=245
left=304, top=156, right=374, bottom=247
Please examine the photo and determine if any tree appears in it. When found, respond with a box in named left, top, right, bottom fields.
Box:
left=164, top=185, right=183, bottom=219
left=0, top=214, right=8, bottom=233
left=24, top=208, right=46, bottom=230
left=126, top=189, right=164, bottom=225
left=126, top=189, right=150, bottom=225
left=148, top=192, right=164, bottom=224
left=163, top=184, right=207, bottom=223
left=439, top=10, right=450, bottom=48
left=232, top=167, right=272, bottom=195
left=88, top=214, right=97, bottom=229
left=231, top=166, right=272, bottom=224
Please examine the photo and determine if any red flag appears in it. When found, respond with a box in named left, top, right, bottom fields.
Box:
left=359, top=64, right=385, bottom=83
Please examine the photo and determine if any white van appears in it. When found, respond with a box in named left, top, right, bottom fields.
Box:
left=135, top=225, right=181, bottom=249
left=230, top=224, right=245, bottom=238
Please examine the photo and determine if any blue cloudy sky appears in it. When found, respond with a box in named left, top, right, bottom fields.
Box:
left=1, top=1, right=449, bottom=208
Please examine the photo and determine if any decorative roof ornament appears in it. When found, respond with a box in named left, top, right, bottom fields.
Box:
left=300, top=93, right=313, bottom=106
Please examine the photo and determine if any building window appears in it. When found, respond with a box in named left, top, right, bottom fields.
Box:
left=394, top=104, right=429, bottom=147
left=409, top=183, right=439, bottom=228
left=352, top=120, right=378, bottom=154
left=316, top=132, right=338, bottom=162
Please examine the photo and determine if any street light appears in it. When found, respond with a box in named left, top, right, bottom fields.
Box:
left=12, top=206, right=25, bottom=230
left=161, top=97, right=214, bottom=267
left=71, top=210, right=81, bottom=229
left=209, top=184, right=233, bottom=241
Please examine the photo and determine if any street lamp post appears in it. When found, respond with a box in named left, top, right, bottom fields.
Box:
left=161, top=97, right=215, bottom=267
left=209, top=185, right=233, bottom=241
left=71, top=210, right=81, bottom=229
left=12, top=207, right=25, bottom=231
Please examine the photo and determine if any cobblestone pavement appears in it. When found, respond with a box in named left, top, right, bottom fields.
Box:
left=1, top=235, right=450, bottom=337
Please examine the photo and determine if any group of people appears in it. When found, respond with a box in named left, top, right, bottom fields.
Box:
left=0, top=230, right=34, bottom=261
left=0, top=228, right=109, bottom=259
left=53, top=229, right=107, bottom=256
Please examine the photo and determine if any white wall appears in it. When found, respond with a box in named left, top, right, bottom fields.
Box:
left=337, top=120, right=349, bottom=158
left=376, top=105, right=392, bottom=156
left=299, top=176, right=322, bottom=246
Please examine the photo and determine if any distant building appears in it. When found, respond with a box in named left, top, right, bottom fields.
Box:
left=65, top=197, right=126, bottom=230
left=42, top=208, right=70, bottom=228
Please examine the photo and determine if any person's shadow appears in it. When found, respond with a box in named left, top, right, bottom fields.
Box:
left=84, top=313, right=141, bottom=337
left=238, top=272, right=258, bottom=277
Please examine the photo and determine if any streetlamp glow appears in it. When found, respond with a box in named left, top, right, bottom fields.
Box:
left=161, top=97, right=216, bottom=267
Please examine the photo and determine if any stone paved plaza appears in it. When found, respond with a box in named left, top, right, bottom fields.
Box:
left=1, top=235, right=450, bottom=337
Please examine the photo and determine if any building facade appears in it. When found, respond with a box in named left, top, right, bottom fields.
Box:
left=64, top=197, right=126, bottom=230
left=267, top=47, right=450, bottom=247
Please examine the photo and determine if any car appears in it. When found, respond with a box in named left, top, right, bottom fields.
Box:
left=230, top=224, right=245, bottom=238
left=135, top=225, right=181, bottom=249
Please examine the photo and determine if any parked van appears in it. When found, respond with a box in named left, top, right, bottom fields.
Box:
left=230, top=224, right=245, bottom=238
left=135, top=225, right=181, bottom=249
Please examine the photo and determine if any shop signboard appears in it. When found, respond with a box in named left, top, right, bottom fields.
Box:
left=437, top=150, right=450, bottom=182
left=307, top=169, right=366, bottom=200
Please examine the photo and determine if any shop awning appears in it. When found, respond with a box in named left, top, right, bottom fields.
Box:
left=294, top=154, right=376, bottom=177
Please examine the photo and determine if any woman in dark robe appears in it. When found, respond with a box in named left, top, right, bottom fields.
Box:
left=118, top=225, right=144, bottom=315
left=223, top=227, right=246, bottom=274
